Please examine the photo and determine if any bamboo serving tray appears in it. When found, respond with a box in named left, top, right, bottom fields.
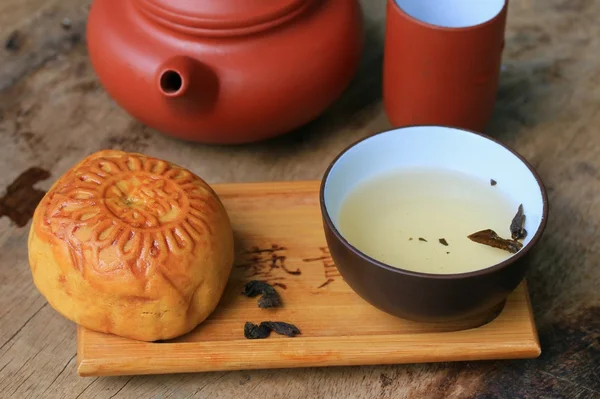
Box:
left=76, top=181, right=541, bottom=377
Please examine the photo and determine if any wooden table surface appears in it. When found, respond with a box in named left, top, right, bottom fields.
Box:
left=1, top=0, right=598, bottom=398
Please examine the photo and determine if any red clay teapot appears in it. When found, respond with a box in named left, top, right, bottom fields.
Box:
left=87, top=0, right=364, bottom=144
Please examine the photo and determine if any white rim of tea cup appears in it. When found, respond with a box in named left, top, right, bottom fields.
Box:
left=394, top=0, right=506, bottom=29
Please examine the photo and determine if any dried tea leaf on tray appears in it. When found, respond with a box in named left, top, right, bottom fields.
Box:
left=242, top=280, right=282, bottom=308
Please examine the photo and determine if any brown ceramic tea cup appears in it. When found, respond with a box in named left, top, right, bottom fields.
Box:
left=383, top=0, right=508, bottom=132
left=320, top=126, right=548, bottom=323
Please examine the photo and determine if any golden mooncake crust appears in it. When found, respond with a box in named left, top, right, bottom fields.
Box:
left=28, top=150, right=234, bottom=341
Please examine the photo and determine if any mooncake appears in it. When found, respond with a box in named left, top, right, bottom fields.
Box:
left=28, top=150, right=234, bottom=341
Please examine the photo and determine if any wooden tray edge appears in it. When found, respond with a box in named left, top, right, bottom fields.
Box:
left=76, top=339, right=541, bottom=377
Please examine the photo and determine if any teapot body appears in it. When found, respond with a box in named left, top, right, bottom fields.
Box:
left=87, top=0, right=364, bottom=144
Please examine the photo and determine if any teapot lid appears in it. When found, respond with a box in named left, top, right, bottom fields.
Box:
left=137, top=0, right=312, bottom=36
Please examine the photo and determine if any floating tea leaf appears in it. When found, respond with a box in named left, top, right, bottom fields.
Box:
left=242, top=280, right=282, bottom=308
left=418, top=237, right=427, bottom=242
left=468, top=229, right=523, bottom=254
left=439, top=238, right=449, bottom=246
left=490, top=179, right=497, bottom=186
left=510, top=204, right=527, bottom=240
left=244, top=321, right=301, bottom=339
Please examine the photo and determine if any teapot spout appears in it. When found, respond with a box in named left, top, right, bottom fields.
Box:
left=156, top=56, right=194, bottom=98
left=155, top=56, right=219, bottom=111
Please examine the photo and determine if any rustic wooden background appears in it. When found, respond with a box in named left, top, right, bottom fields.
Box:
left=0, top=0, right=598, bottom=398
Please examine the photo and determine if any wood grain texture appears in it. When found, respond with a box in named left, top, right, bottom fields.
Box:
left=77, top=181, right=540, bottom=377
left=0, top=0, right=599, bottom=398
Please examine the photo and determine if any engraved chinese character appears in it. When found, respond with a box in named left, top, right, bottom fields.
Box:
left=303, top=247, right=340, bottom=288
left=235, top=244, right=300, bottom=279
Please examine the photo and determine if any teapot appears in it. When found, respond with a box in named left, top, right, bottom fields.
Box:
left=87, top=0, right=364, bottom=144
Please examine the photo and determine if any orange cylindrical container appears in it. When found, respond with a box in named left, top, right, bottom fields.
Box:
left=383, top=0, right=508, bottom=132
